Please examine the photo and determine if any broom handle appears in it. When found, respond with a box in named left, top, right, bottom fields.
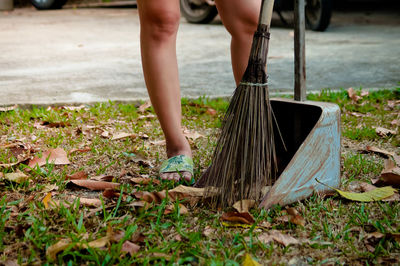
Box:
left=259, top=0, right=275, bottom=27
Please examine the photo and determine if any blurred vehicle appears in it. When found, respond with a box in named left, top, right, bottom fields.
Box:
left=180, top=0, right=333, bottom=31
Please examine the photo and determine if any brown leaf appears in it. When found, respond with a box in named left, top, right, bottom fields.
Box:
left=379, top=159, right=400, bottom=187
left=69, top=147, right=91, bottom=154
left=232, top=199, right=256, bottom=213
left=203, top=226, right=216, bottom=237
left=138, top=100, right=152, bottom=113
left=183, top=128, right=204, bottom=140
left=130, top=177, right=160, bottom=185
left=364, top=146, right=395, bottom=158
left=28, top=148, right=70, bottom=168
left=43, top=121, right=71, bottom=128
left=70, top=196, right=102, bottom=207
left=121, top=241, right=140, bottom=256
left=61, top=105, right=86, bottom=111
left=46, top=239, right=72, bottom=260
left=164, top=204, right=188, bottom=215
left=149, top=140, right=166, bottom=146
left=206, top=108, right=217, bottom=116
left=111, top=132, right=137, bottom=141
left=101, top=131, right=110, bottom=138
left=90, top=175, right=114, bottom=182
left=373, top=126, right=397, bottom=137
left=347, top=88, right=361, bottom=102
left=0, top=105, right=18, bottom=112
left=67, top=180, right=120, bottom=191
left=66, top=171, right=88, bottom=180
left=258, top=230, right=300, bottom=247
left=103, top=189, right=121, bottom=199
left=287, top=208, right=306, bottom=226
left=221, top=212, right=255, bottom=225
left=133, top=191, right=166, bottom=204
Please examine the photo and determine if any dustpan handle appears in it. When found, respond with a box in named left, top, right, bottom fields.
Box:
left=259, top=0, right=275, bottom=27
left=294, top=0, right=306, bottom=101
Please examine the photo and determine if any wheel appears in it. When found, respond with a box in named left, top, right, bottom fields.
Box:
left=305, top=0, right=332, bottom=31
left=180, top=0, right=218, bottom=24
left=31, top=0, right=67, bottom=10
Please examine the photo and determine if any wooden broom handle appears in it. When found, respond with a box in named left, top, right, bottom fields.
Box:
left=259, top=0, right=275, bottom=27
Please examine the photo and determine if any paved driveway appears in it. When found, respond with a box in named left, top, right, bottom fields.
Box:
left=0, top=7, right=399, bottom=105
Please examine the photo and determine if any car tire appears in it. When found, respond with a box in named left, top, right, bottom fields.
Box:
left=31, top=0, right=67, bottom=10
left=180, top=0, right=218, bottom=24
left=305, top=0, right=332, bottom=31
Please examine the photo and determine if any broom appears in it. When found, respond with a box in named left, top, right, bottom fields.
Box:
left=196, top=0, right=278, bottom=207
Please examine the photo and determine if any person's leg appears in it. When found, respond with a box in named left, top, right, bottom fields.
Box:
left=215, top=0, right=261, bottom=85
left=137, top=0, right=192, bottom=182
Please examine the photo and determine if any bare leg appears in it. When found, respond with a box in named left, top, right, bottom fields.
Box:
left=137, top=0, right=192, bottom=181
left=215, top=0, right=261, bottom=85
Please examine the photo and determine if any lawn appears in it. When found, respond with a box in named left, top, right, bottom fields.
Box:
left=0, top=88, right=399, bottom=265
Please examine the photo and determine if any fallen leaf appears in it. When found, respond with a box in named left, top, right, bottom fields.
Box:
left=101, top=131, right=110, bottom=138
left=221, top=222, right=255, bottom=229
left=70, top=196, right=102, bottom=207
left=242, top=253, right=261, bottom=266
left=0, top=105, right=17, bottom=112
left=62, top=105, right=86, bottom=111
left=221, top=212, right=255, bottom=225
left=349, top=112, right=364, bottom=117
left=66, top=171, right=88, bottom=180
left=69, top=147, right=91, bottom=154
left=138, top=100, right=152, bottom=113
left=203, top=226, right=215, bottom=237
left=258, top=230, right=300, bottom=247
left=364, top=146, right=395, bottom=158
left=183, top=129, right=204, bottom=140
left=28, top=148, right=70, bottom=168
left=164, top=204, right=188, bottom=215
left=42, top=184, right=59, bottom=193
left=67, top=180, right=120, bottom=191
left=121, top=241, right=140, bottom=256
left=103, top=189, right=121, bottom=199
left=347, top=88, right=361, bottom=102
left=287, top=208, right=306, bottom=226
left=3, top=171, right=29, bottom=184
left=351, top=181, right=399, bottom=202
left=233, top=199, right=256, bottom=213
left=46, top=239, right=71, bottom=260
left=391, top=119, right=400, bottom=126
left=317, top=179, right=396, bottom=202
left=149, top=140, right=166, bottom=146
left=373, top=126, right=397, bottom=137
left=379, top=158, right=400, bottom=187
left=42, top=192, right=53, bottom=209
left=129, top=177, right=160, bottom=185
left=138, top=114, right=156, bottom=120
left=90, top=175, right=114, bottom=182
left=111, top=132, right=137, bottom=141
left=206, top=108, right=217, bottom=116
left=133, top=191, right=166, bottom=204
left=43, top=121, right=70, bottom=128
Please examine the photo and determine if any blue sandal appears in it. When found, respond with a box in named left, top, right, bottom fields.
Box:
left=159, top=155, right=194, bottom=185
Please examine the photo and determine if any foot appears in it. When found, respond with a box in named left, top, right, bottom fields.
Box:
left=160, top=139, right=192, bottom=183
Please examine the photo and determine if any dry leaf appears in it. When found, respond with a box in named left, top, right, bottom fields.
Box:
left=111, top=132, right=137, bottom=141
left=138, top=114, right=156, bottom=120
left=242, top=253, right=261, bottom=266
left=373, top=126, right=397, bottom=137
left=0, top=105, right=17, bottom=112
left=46, top=239, right=71, bottom=260
left=62, top=105, right=86, bottom=111
left=103, top=189, right=121, bottom=199
left=347, top=88, right=361, bottom=102
left=129, top=177, right=160, bottom=185
left=221, top=212, right=255, bottom=225
left=28, top=148, right=70, bottom=168
left=183, top=129, right=204, bottom=140
left=379, top=158, right=400, bottom=187
left=206, top=108, right=217, bottom=116
left=203, top=226, right=215, bottom=237
left=149, top=140, right=166, bottom=146
left=69, top=147, right=91, bottom=154
left=42, top=192, right=53, bottom=209
left=70, top=196, right=102, bottom=207
left=90, top=175, right=114, bottom=182
left=258, top=230, right=299, bottom=247
left=101, top=131, right=110, bottom=138
left=164, top=204, right=188, bottom=215
left=233, top=199, right=256, bottom=213
left=133, top=191, right=166, bottom=204
left=138, top=100, right=152, bottom=113
left=364, top=146, right=395, bottom=158
left=67, top=180, right=120, bottom=191
left=352, top=181, right=399, bottom=202
left=121, top=241, right=140, bottom=256
left=287, top=208, right=306, bottom=226
left=3, top=171, right=29, bottom=184
left=66, top=171, right=88, bottom=180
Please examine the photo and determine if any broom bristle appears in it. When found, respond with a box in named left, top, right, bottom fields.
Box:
left=198, top=24, right=277, bottom=207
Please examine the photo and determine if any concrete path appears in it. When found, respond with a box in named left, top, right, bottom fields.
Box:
left=0, top=7, right=399, bottom=105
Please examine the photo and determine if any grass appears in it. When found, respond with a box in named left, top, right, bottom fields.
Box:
left=0, top=88, right=399, bottom=265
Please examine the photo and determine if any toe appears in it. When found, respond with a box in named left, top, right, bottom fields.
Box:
left=182, top=172, right=192, bottom=182
left=172, top=172, right=180, bottom=181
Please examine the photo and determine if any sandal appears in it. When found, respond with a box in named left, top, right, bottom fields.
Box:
left=159, top=155, right=194, bottom=185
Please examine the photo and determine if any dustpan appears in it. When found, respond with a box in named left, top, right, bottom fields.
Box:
left=259, top=0, right=341, bottom=209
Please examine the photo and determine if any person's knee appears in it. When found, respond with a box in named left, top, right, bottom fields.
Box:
left=141, top=11, right=180, bottom=42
